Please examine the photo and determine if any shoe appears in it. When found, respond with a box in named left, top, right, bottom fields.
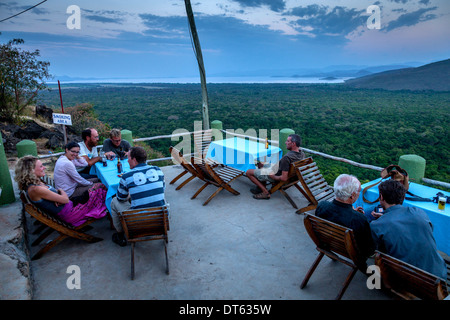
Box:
left=112, top=232, right=127, bottom=247
left=253, top=192, right=270, bottom=200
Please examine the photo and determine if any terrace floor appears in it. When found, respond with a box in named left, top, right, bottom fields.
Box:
left=26, top=165, right=393, bottom=301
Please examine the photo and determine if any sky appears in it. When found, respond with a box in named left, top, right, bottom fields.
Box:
left=0, top=0, right=449, bottom=80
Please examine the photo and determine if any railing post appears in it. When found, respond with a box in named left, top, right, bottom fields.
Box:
left=211, top=120, right=223, bottom=141
left=0, top=132, right=16, bottom=205
left=121, top=129, right=133, bottom=146
left=398, top=154, right=426, bottom=183
left=16, top=139, right=38, bottom=158
left=279, top=128, right=295, bottom=156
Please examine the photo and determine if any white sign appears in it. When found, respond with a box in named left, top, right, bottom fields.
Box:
left=52, top=113, right=72, bottom=125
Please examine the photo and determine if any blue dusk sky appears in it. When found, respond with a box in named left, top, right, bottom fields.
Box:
left=0, top=0, right=449, bottom=80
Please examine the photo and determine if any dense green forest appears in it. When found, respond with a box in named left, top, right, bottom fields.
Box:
left=37, top=83, right=450, bottom=186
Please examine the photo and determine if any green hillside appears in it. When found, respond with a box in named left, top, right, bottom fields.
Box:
left=345, top=59, right=450, bottom=91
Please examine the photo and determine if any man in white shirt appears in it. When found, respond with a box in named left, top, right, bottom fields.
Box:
left=77, top=128, right=102, bottom=177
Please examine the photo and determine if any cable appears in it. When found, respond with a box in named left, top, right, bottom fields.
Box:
left=0, top=0, right=48, bottom=23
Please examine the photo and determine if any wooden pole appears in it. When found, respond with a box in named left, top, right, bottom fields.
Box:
left=58, top=80, right=67, bottom=145
left=184, top=0, right=210, bottom=130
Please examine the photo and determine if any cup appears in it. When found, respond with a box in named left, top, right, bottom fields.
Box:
left=438, top=196, right=446, bottom=211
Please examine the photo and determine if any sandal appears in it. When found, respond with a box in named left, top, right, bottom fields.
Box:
left=253, top=192, right=270, bottom=200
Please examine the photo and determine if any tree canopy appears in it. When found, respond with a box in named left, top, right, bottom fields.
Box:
left=0, top=37, right=51, bottom=123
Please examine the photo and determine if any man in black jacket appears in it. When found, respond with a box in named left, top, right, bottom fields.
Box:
left=315, top=174, right=375, bottom=264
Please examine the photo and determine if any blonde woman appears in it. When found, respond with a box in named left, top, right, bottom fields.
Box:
left=15, top=156, right=107, bottom=227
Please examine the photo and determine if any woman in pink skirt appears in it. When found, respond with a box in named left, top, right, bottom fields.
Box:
left=15, top=155, right=108, bottom=227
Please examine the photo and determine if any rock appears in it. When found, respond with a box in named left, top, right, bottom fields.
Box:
left=35, top=105, right=53, bottom=124
left=14, top=121, right=47, bottom=139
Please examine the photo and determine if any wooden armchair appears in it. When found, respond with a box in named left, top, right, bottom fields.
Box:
left=20, top=192, right=103, bottom=260
left=120, top=206, right=170, bottom=280
left=374, top=251, right=449, bottom=300
left=294, top=157, right=335, bottom=215
left=269, top=159, right=305, bottom=209
left=300, top=214, right=366, bottom=300
left=190, top=157, right=244, bottom=205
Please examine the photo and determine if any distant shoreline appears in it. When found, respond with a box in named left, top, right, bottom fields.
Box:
left=48, top=76, right=352, bottom=85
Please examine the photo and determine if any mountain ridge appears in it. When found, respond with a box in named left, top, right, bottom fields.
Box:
left=344, top=59, right=450, bottom=91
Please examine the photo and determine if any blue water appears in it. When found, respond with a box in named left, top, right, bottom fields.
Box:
left=49, top=76, right=352, bottom=84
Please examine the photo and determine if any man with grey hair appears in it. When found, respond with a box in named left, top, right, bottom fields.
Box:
left=315, top=174, right=375, bottom=261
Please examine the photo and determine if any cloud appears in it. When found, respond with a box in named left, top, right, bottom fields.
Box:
left=231, top=0, right=286, bottom=12
left=385, top=7, right=438, bottom=31
left=288, top=5, right=366, bottom=37
left=85, top=15, right=122, bottom=24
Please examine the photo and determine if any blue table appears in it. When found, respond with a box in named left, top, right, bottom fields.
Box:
left=90, top=159, right=131, bottom=213
left=356, top=179, right=450, bottom=255
left=206, top=137, right=282, bottom=172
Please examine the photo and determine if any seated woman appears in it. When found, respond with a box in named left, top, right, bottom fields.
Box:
left=15, top=155, right=108, bottom=227
left=54, top=141, right=101, bottom=202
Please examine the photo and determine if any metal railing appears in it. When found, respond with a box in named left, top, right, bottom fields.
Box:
left=37, top=129, right=449, bottom=188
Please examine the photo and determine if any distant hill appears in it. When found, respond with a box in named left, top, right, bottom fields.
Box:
left=345, top=59, right=450, bottom=91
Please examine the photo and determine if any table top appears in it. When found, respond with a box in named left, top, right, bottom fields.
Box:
left=206, top=137, right=282, bottom=172
left=91, top=159, right=131, bottom=213
left=357, top=179, right=449, bottom=215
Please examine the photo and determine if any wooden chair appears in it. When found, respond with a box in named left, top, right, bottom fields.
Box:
left=190, top=157, right=244, bottom=205
left=169, top=146, right=220, bottom=190
left=169, top=146, right=200, bottom=189
left=20, top=192, right=103, bottom=260
left=374, top=251, right=449, bottom=300
left=193, top=129, right=213, bottom=159
left=119, top=206, right=170, bottom=280
left=300, top=214, right=366, bottom=300
left=443, top=254, right=450, bottom=289
left=269, top=159, right=305, bottom=209
left=294, top=157, right=335, bottom=215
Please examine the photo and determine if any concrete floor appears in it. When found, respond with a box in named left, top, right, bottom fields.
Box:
left=26, top=165, right=392, bottom=300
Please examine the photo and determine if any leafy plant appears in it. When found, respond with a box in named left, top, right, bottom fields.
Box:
left=0, top=38, right=51, bottom=123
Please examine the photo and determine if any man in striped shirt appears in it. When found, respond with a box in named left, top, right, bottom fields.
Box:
left=110, top=146, right=166, bottom=246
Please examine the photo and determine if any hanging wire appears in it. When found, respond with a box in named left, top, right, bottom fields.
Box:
left=0, top=0, right=48, bottom=23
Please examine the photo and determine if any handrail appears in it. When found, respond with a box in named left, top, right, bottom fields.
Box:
left=36, top=130, right=449, bottom=188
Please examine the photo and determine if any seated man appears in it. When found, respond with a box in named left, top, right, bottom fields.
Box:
left=102, top=128, right=132, bottom=160
left=77, top=128, right=102, bottom=178
left=370, top=179, right=447, bottom=279
left=110, top=146, right=166, bottom=246
left=315, top=174, right=375, bottom=262
left=246, top=134, right=305, bottom=200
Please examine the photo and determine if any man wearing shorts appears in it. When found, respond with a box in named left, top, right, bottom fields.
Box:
left=246, top=134, right=305, bottom=200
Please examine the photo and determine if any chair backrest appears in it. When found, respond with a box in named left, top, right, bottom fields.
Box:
left=191, top=156, right=213, bottom=182
left=120, top=206, right=169, bottom=242
left=170, top=146, right=203, bottom=178
left=20, top=190, right=77, bottom=230
left=193, top=129, right=213, bottom=159
left=295, top=157, right=334, bottom=205
left=374, top=251, right=449, bottom=300
left=303, top=214, right=364, bottom=267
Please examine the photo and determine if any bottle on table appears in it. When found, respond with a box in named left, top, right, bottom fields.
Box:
left=101, top=150, right=107, bottom=167
left=117, top=157, right=123, bottom=173
left=265, top=137, right=269, bottom=149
